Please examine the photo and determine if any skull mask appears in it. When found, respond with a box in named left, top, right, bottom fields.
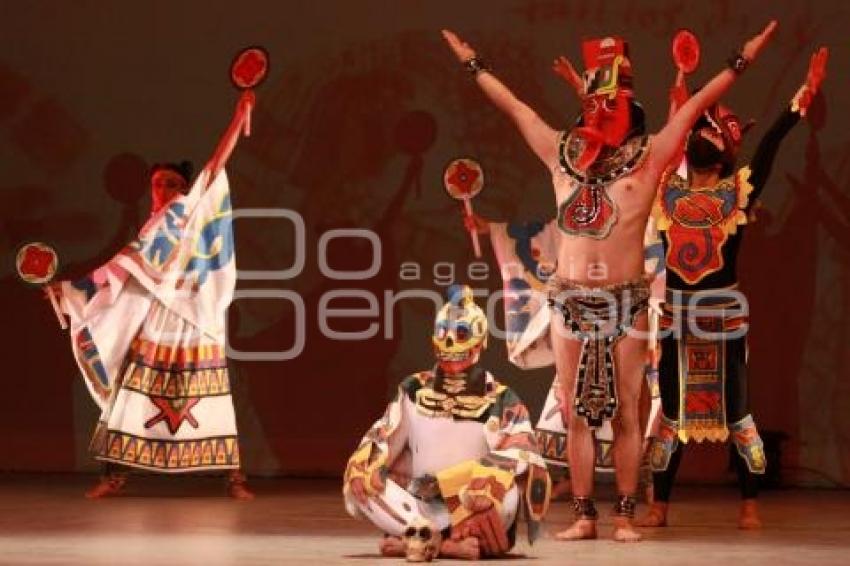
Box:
left=402, top=516, right=441, bottom=562
left=432, top=285, right=488, bottom=374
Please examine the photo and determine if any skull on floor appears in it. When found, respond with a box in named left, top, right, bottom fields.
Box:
left=402, top=516, right=441, bottom=562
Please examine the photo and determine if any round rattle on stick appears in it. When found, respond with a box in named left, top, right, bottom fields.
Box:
left=443, top=158, right=485, bottom=258
left=16, top=242, right=67, bottom=329
left=230, top=46, right=270, bottom=136
left=672, top=29, right=700, bottom=74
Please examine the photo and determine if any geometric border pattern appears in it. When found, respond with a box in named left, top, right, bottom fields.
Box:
left=91, top=426, right=239, bottom=472
left=121, top=363, right=231, bottom=399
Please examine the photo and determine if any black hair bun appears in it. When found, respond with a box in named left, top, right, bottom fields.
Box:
left=177, top=160, right=194, bottom=183
left=150, top=160, right=195, bottom=185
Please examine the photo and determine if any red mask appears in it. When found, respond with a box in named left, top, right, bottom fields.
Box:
left=578, top=90, right=632, bottom=148
left=573, top=37, right=635, bottom=170
left=687, top=103, right=747, bottom=177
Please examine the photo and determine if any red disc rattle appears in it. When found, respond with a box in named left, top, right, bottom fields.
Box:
left=672, top=29, right=700, bottom=74
left=443, top=158, right=485, bottom=258
left=230, top=46, right=270, bottom=136
left=16, top=242, right=67, bottom=329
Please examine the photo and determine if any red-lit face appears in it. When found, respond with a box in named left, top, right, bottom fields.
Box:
left=150, top=170, right=187, bottom=214
left=581, top=91, right=632, bottom=148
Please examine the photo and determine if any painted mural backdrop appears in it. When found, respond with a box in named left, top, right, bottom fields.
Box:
left=1, top=0, right=848, bottom=487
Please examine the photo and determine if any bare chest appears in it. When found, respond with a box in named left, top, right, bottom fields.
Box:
left=553, top=171, right=654, bottom=241
left=552, top=132, right=653, bottom=240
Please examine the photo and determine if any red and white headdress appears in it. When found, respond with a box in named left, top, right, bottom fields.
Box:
left=581, top=37, right=633, bottom=98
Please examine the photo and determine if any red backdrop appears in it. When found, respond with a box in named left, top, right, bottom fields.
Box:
left=1, top=0, right=849, bottom=487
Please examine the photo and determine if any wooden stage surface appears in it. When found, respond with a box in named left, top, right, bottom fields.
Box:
left=0, top=475, right=848, bottom=565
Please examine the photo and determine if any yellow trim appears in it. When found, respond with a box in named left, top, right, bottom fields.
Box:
left=449, top=504, right=474, bottom=526
left=596, top=55, right=624, bottom=98
left=438, top=460, right=517, bottom=526
left=343, top=442, right=386, bottom=497
left=790, top=86, right=808, bottom=117
left=732, top=166, right=755, bottom=230
left=436, top=460, right=476, bottom=498
left=678, top=425, right=730, bottom=443
left=471, top=462, right=514, bottom=491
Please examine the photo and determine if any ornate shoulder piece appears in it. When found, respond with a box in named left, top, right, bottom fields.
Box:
left=414, top=385, right=495, bottom=420
left=558, top=131, right=650, bottom=186
left=483, top=371, right=506, bottom=398
left=730, top=415, right=766, bottom=474
left=653, top=172, right=686, bottom=232
left=414, top=371, right=434, bottom=386
left=667, top=172, right=688, bottom=190
left=400, top=371, right=433, bottom=400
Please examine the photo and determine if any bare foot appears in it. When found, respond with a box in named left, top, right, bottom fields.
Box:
left=227, top=482, right=255, bottom=501
left=635, top=502, right=668, bottom=527
left=85, top=476, right=125, bottom=499
left=738, top=499, right=762, bottom=530
left=440, top=537, right=480, bottom=560
left=612, top=516, right=643, bottom=542
left=378, top=535, right=406, bottom=557
left=554, top=518, right=597, bottom=541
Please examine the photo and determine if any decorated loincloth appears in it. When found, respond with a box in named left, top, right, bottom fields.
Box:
left=547, top=275, right=650, bottom=428
left=536, top=376, right=616, bottom=469
left=661, top=287, right=748, bottom=443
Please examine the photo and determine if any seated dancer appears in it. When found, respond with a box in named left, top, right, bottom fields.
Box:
left=442, top=21, right=776, bottom=541
left=343, top=286, right=551, bottom=561
left=463, top=212, right=665, bottom=503
left=639, top=46, right=828, bottom=529
left=48, top=90, right=256, bottom=499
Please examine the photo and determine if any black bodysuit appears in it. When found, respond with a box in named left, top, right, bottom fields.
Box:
left=652, top=106, right=801, bottom=501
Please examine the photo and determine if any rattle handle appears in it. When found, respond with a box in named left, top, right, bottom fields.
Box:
left=463, top=198, right=481, bottom=259
left=243, top=105, right=252, bottom=137
left=46, top=286, right=68, bottom=330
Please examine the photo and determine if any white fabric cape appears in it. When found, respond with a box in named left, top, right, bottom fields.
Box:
left=60, top=169, right=240, bottom=472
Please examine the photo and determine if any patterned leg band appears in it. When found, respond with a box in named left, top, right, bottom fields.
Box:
left=730, top=415, right=767, bottom=475
left=649, top=415, right=680, bottom=472
left=573, top=497, right=599, bottom=520
left=613, top=494, right=637, bottom=518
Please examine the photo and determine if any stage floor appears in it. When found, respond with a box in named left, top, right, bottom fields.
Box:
left=0, top=475, right=848, bottom=565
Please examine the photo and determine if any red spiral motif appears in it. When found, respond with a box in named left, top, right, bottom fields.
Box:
left=668, top=224, right=721, bottom=283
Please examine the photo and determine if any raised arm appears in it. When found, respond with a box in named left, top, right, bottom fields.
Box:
left=552, top=55, right=583, bottom=97
left=442, top=30, right=559, bottom=169
left=657, top=69, right=690, bottom=172
left=205, top=90, right=254, bottom=186
left=668, top=69, right=687, bottom=122
left=747, top=47, right=828, bottom=201
left=647, top=21, right=777, bottom=177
